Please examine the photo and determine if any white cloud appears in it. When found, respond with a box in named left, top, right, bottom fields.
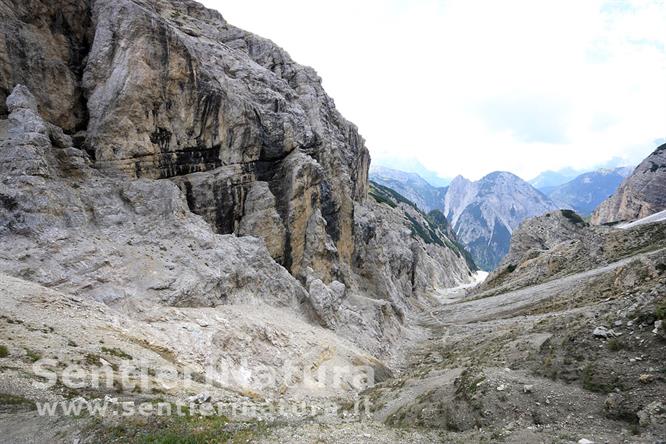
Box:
left=200, top=0, right=666, bottom=180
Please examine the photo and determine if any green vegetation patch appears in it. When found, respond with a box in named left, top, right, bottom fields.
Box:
left=0, top=345, right=8, bottom=358
left=454, top=367, right=486, bottom=402
left=656, top=298, right=666, bottom=320
left=560, top=209, right=586, bottom=225
left=25, top=348, right=42, bottom=363
left=102, top=347, right=133, bottom=360
left=0, top=393, right=35, bottom=410
left=606, top=338, right=625, bottom=352
left=369, top=181, right=419, bottom=210
left=581, top=363, right=621, bottom=393
left=89, top=412, right=265, bottom=444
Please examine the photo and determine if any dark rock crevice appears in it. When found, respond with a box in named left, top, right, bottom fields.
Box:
left=0, top=0, right=94, bottom=132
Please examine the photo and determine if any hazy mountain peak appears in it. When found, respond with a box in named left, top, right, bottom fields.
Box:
left=449, top=174, right=472, bottom=185
left=542, top=165, right=636, bottom=216
left=369, top=165, right=447, bottom=213
left=444, top=172, right=558, bottom=270
left=482, top=170, right=522, bottom=181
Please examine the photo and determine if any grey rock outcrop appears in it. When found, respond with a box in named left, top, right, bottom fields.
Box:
left=0, top=85, right=307, bottom=310
left=237, top=181, right=287, bottom=261
left=0, top=0, right=92, bottom=130
left=443, top=172, right=558, bottom=270
left=2, top=0, right=369, bottom=285
left=353, top=194, right=473, bottom=309
left=478, top=209, right=666, bottom=294
left=592, top=144, right=666, bottom=224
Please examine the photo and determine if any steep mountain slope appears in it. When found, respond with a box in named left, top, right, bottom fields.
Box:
left=0, top=4, right=480, bottom=436
left=443, top=172, right=558, bottom=270
left=592, top=144, right=666, bottom=224
left=545, top=167, right=632, bottom=216
left=369, top=166, right=447, bottom=212
left=1, top=0, right=370, bottom=283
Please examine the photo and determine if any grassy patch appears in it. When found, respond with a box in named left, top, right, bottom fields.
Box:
left=85, top=353, right=102, bottom=366
left=89, top=412, right=265, bottom=444
left=561, top=209, right=586, bottom=225
left=25, top=348, right=42, bottom=363
left=656, top=298, right=666, bottom=320
left=102, top=347, right=133, bottom=360
left=0, top=393, right=35, bottom=410
left=0, top=345, right=8, bottom=358
left=607, top=338, right=625, bottom=352
left=454, top=367, right=486, bottom=402
left=581, top=363, right=620, bottom=393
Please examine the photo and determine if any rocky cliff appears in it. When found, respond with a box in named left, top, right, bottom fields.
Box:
left=591, top=144, right=666, bottom=225
left=1, top=0, right=369, bottom=279
left=443, top=172, right=558, bottom=270
left=0, top=0, right=474, bottom=356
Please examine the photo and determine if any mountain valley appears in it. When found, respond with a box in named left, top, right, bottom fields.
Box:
left=0, top=1, right=664, bottom=443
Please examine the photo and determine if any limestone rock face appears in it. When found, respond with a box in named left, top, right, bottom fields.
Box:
left=591, top=145, right=666, bottom=225
left=0, top=0, right=92, bottom=131
left=0, top=0, right=475, bottom=356
left=237, top=181, right=287, bottom=261
left=1, top=0, right=369, bottom=283
left=443, top=172, right=558, bottom=270
left=0, top=86, right=307, bottom=310
left=81, top=0, right=370, bottom=283
left=1, top=85, right=90, bottom=178
left=355, top=184, right=475, bottom=311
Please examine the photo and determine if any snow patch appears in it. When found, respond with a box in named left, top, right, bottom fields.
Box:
left=617, top=210, right=666, bottom=229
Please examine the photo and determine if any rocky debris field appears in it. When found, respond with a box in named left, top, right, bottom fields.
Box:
left=1, top=220, right=664, bottom=443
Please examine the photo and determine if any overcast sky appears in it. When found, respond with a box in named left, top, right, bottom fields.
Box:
left=200, top=0, right=666, bottom=181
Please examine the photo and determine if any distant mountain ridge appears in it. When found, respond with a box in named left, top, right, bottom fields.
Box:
left=372, top=158, right=451, bottom=187
left=370, top=166, right=560, bottom=271
left=369, top=165, right=447, bottom=212
left=543, top=167, right=633, bottom=216
left=529, top=168, right=581, bottom=190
